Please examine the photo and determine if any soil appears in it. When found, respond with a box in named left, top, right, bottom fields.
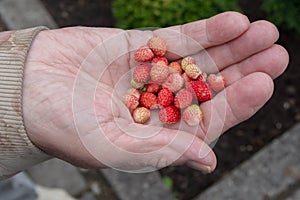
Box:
left=40, top=0, right=300, bottom=199
left=0, top=17, right=6, bottom=32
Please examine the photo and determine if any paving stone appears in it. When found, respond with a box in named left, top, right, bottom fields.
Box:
left=101, top=169, right=175, bottom=200
left=0, top=0, right=57, bottom=30
left=0, top=172, right=37, bottom=200
left=26, top=158, right=87, bottom=196
left=194, top=123, right=300, bottom=200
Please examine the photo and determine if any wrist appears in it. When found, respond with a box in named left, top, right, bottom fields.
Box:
left=0, top=27, right=51, bottom=178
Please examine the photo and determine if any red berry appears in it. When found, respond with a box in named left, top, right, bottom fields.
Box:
left=159, top=106, right=181, bottom=124
left=186, top=81, right=213, bottom=102
left=140, top=92, right=158, bottom=109
left=133, top=107, right=151, bottom=124
left=158, top=88, right=174, bottom=107
left=207, top=74, right=226, bottom=92
left=150, top=64, right=169, bottom=83
left=162, top=73, right=184, bottom=92
left=183, top=104, right=203, bottom=126
left=174, top=89, right=193, bottom=109
left=134, top=46, right=154, bottom=62
left=133, top=64, right=151, bottom=83
left=146, top=82, right=161, bottom=93
left=147, top=37, right=167, bottom=57
left=152, top=57, right=169, bottom=66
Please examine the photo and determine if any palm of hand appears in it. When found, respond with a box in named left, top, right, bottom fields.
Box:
left=23, top=12, right=288, bottom=172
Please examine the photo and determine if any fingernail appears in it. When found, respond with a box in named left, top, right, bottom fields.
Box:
left=198, top=143, right=212, bottom=159
left=187, top=161, right=211, bottom=174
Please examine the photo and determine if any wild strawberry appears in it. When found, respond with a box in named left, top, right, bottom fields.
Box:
left=122, top=94, right=139, bottom=110
left=152, top=57, right=168, bottom=66
left=140, top=92, right=158, bottom=109
left=158, top=88, right=174, bottom=107
left=133, top=64, right=151, bottom=83
left=162, top=73, right=184, bottom=92
left=169, top=61, right=182, bottom=74
left=181, top=56, right=195, bottom=71
left=197, top=72, right=208, bottom=82
left=182, top=73, right=192, bottom=82
left=146, top=82, right=161, bottom=93
left=185, top=64, right=202, bottom=79
left=131, top=79, right=144, bottom=89
left=125, top=88, right=140, bottom=99
left=174, top=89, right=193, bottom=109
left=132, top=107, right=151, bottom=124
left=150, top=64, right=169, bottom=83
left=134, top=46, right=154, bottom=62
left=207, top=73, right=226, bottom=92
left=183, top=104, right=203, bottom=126
left=147, top=36, right=167, bottom=57
left=159, top=106, right=181, bottom=125
left=186, top=81, right=213, bottom=102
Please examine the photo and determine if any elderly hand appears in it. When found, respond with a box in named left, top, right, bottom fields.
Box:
left=23, top=12, right=289, bottom=173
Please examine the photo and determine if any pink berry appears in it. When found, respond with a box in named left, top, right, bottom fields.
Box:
left=207, top=73, right=226, bottom=92
left=174, top=89, right=193, bottom=109
left=183, top=104, right=203, bottom=126
left=132, top=107, right=151, bottom=124
left=182, top=73, right=192, bottom=82
left=122, top=94, right=139, bottom=110
left=134, top=46, right=154, bottom=62
left=162, top=73, right=184, bottom=92
left=133, top=64, right=151, bottom=83
left=125, top=88, right=140, bottom=99
left=147, top=36, right=167, bottom=57
left=150, top=64, right=169, bottom=83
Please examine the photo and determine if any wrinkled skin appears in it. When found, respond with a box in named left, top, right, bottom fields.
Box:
left=23, top=12, right=289, bottom=173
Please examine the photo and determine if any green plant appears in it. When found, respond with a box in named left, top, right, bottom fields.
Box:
left=162, top=175, right=179, bottom=198
left=261, top=0, right=300, bottom=36
left=113, top=0, right=241, bottom=29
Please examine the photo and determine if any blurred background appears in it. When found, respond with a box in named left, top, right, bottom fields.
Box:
left=0, top=0, right=299, bottom=200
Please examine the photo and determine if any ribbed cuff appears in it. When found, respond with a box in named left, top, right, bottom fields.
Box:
left=0, top=27, right=51, bottom=179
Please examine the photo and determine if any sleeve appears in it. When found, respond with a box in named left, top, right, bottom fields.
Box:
left=0, top=27, right=51, bottom=180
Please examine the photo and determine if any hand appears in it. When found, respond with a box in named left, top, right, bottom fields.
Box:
left=23, top=12, right=288, bottom=173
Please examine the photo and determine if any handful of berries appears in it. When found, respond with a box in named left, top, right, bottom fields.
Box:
left=122, top=36, right=226, bottom=126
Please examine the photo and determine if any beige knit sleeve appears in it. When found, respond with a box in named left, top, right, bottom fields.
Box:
left=0, top=27, right=51, bottom=180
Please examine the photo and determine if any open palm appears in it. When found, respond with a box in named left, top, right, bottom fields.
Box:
left=23, top=12, right=288, bottom=173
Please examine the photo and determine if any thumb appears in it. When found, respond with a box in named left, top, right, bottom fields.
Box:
left=111, top=119, right=217, bottom=173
